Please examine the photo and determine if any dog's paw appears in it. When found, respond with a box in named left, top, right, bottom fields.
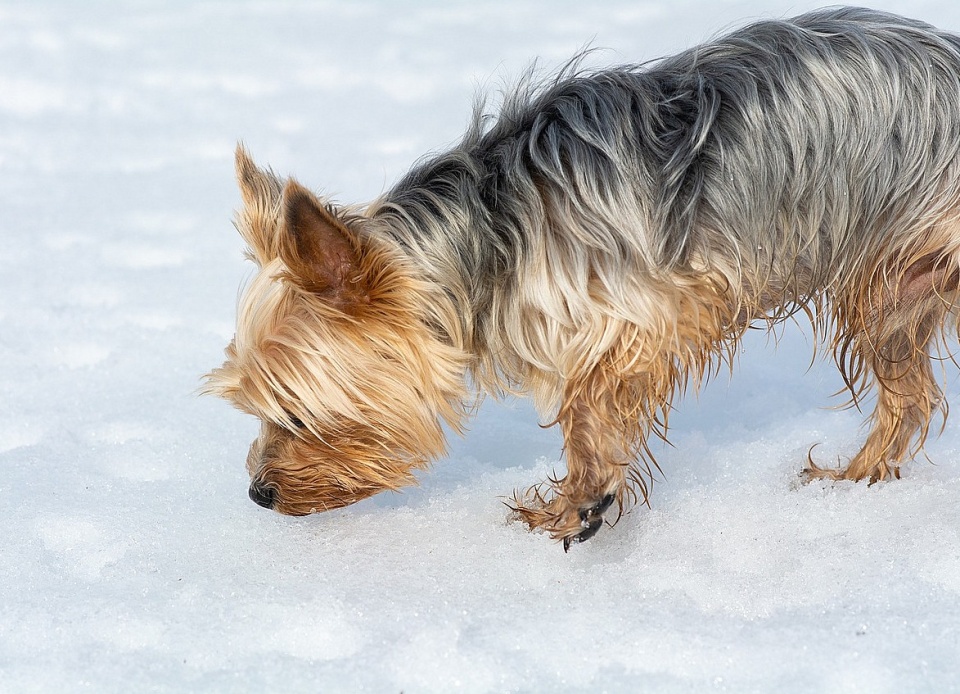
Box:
left=800, top=462, right=843, bottom=483
left=802, top=460, right=900, bottom=486
left=561, top=493, right=616, bottom=552
left=509, top=486, right=620, bottom=550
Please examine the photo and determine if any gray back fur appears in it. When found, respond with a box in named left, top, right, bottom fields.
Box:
left=367, top=7, right=960, bottom=380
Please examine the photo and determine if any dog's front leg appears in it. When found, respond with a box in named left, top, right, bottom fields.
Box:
left=512, top=370, right=645, bottom=550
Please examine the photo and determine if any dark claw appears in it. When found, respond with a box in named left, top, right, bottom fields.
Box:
left=578, top=493, right=615, bottom=522
left=563, top=493, right=617, bottom=551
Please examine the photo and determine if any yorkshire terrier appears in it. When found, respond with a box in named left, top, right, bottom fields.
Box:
left=207, top=7, right=960, bottom=550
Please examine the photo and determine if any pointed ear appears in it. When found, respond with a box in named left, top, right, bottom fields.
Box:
left=234, top=144, right=284, bottom=266
left=279, top=180, right=367, bottom=305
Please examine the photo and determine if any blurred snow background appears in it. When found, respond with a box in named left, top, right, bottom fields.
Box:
left=3, top=1, right=960, bottom=691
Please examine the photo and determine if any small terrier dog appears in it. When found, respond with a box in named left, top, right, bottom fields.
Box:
left=208, top=8, right=960, bottom=549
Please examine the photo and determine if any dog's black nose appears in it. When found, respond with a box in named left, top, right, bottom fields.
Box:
left=248, top=481, right=275, bottom=509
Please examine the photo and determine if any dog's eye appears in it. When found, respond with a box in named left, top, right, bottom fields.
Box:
left=283, top=411, right=306, bottom=429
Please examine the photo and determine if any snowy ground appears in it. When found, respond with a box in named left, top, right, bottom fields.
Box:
left=4, top=1, right=960, bottom=692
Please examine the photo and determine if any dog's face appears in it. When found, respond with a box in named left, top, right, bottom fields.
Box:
left=206, top=147, right=468, bottom=515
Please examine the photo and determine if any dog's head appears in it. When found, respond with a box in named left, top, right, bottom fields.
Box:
left=205, top=147, right=468, bottom=515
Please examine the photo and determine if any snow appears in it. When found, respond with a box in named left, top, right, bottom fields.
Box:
left=3, top=1, right=960, bottom=691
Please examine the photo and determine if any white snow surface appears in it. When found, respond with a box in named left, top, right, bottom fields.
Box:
left=4, top=1, right=960, bottom=692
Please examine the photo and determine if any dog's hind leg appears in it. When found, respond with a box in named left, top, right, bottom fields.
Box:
left=808, top=259, right=955, bottom=482
left=834, top=322, right=941, bottom=482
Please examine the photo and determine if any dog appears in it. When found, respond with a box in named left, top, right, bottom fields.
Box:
left=207, top=7, right=960, bottom=550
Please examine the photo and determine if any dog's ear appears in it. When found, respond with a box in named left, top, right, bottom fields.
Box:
left=279, top=180, right=367, bottom=306
left=234, top=145, right=284, bottom=266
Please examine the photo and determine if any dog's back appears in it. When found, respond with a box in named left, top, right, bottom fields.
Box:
left=381, top=8, right=960, bottom=302
left=661, top=7, right=960, bottom=305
